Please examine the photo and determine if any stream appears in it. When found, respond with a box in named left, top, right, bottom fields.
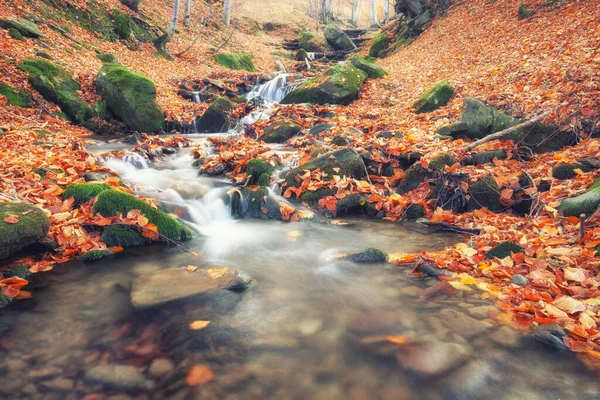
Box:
left=1, top=80, right=600, bottom=399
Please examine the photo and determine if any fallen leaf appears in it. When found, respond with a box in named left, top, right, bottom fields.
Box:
left=186, top=365, right=214, bottom=386
left=207, top=266, right=228, bottom=279
left=189, top=320, right=211, bottom=330
left=4, top=214, right=19, bottom=224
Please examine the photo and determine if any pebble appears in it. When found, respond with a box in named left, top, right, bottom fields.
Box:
left=467, top=305, right=497, bottom=319
left=439, top=309, right=493, bottom=338
left=40, top=377, right=75, bottom=392
left=84, top=364, right=155, bottom=391
left=440, top=359, right=494, bottom=398
left=298, top=319, right=323, bottom=336
left=399, top=286, right=421, bottom=297
left=489, top=326, right=520, bottom=348
left=511, top=274, right=530, bottom=286
left=396, top=341, right=471, bottom=376
left=27, top=366, right=62, bottom=380
left=148, top=358, right=175, bottom=379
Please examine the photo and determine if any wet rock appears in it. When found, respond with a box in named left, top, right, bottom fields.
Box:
left=230, top=186, right=285, bottom=220
left=489, top=326, right=520, bottom=348
left=260, top=119, right=302, bottom=143
left=309, top=123, right=336, bottom=136
left=40, top=377, right=75, bottom=392
left=467, top=305, right=496, bottom=319
left=439, top=309, right=493, bottom=338
left=5, top=358, right=28, bottom=372
left=400, top=286, right=421, bottom=297
left=396, top=341, right=471, bottom=376
left=486, top=241, right=523, bottom=259
left=298, top=319, right=323, bottom=336
left=351, top=247, right=388, bottom=263
left=84, top=364, right=155, bottom=391
left=511, top=273, right=530, bottom=286
left=439, top=359, right=495, bottom=399
left=347, top=313, right=407, bottom=338
left=130, top=267, right=252, bottom=308
left=414, top=262, right=453, bottom=278
left=527, top=323, right=568, bottom=351
left=168, top=180, right=211, bottom=199
left=148, top=358, right=175, bottom=379
left=27, top=366, right=62, bottom=380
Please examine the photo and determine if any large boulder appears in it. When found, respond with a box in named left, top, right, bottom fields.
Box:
left=468, top=175, right=503, bottom=212
left=0, top=202, right=50, bottom=259
left=213, top=53, right=257, bottom=72
left=396, top=153, right=457, bottom=194
left=369, top=33, right=390, bottom=58
left=260, top=119, right=302, bottom=143
left=413, top=80, right=454, bottom=113
left=298, top=31, right=326, bottom=52
left=559, top=178, right=600, bottom=217
left=281, top=63, right=366, bottom=105
left=96, top=63, right=165, bottom=133
left=324, top=24, right=355, bottom=51
left=230, top=187, right=285, bottom=220
left=19, top=59, right=91, bottom=124
left=198, top=96, right=234, bottom=133
left=0, top=18, right=43, bottom=38
left=349, top=56, right=387, bottom=79
left=284, top=148, right=367, bottom=188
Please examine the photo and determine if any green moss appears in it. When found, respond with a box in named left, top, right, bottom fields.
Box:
left=8, top=28, right=25, bottom=40
left=6, top=264, right=31, bottom=279
left=469, top=175, right=503, bottom=212
left=352, top=247, right=388, bottom=263
left=111, top=10, right=131, bottom=40
left=79, top=249, right=113, bottom=262
left=464, top=150, right=507, bottom=165
left=198, top=96, right=234, bottom=133
left=96, top=63, right=164, bottom=132
left=93, top=190, right=195, bottom=241
left=349, top=56, right=387, bottom=79
left=298, top=31, right=325, bottom=52
left=230, top=187, right=283, bottom=220
left=213, top=53, right=257, bottom=72
left=413, top=80, right=454, bottom=113
left=405, top=203, right=425, bottom=219
left=559, top=178, right=600, bottom=217
left=247, top=158, right=275, bottom=185
left=397, top=164, right=431, bottom=194
left=299, top=188, right=335, bottom=205
left=429, top=153, right=458, bottom=171
left=62, top=183, right=111, bottom=205
left=19, top=59, right=91, bottom=124
left=369, top=33, right=390, bottom=58
left=261, top=120, right=302, bottom=143
left=487, top=242, right=524, bottom=259
left=285, top=148, right=367, bottom=188
left=0, top=18, right=43, bottom=38
left=518, top=2, right=532, bottom=20
left=552, top=163, right=592, bottom=180
left=101, top=224, right=150, bottom=247
left=0, top=82, right=31, bottom=107
left=0, top=202, right=50, bottom=259
left=97, top=53, right=117, bottom=63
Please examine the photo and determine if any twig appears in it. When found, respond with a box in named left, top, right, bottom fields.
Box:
left=175, top=0, right=214, bottom=57
left=212, top=28, right=235, bottom=54
left=462, top=111, right=551, bottom=151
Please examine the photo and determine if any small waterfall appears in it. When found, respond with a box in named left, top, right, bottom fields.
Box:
left=246, top=74, right=303, bottom=104
left=122, top=152, right=148, bottom=169
left=307, top=52, right=316, bottom=60
left=192, top=91, right=201, bottom=104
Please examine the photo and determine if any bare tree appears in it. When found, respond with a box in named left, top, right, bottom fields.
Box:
left=369, top=0, right=378, bottom=25
left=349, top=0, right=361, bottom=25
left=384, top=0, right=390, bottom=21
left=184, top=0, right=192, bottom=26
left=223, top=0, right=232, bottom=25
left=153, top=0, right=181, bottom=59
left=176, top=0, right=214, bottom=56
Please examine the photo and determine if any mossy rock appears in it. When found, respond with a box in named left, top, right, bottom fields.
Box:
left=487, top=242, right=523, bottom=259
left=246, top=158, right=275, bottom=185
left=111, top=10, right=131, bottom=40
left=281, top=63, right=366, bottom=106
left=518, top=2, right=532, bottom=20
left=0, top=18, right=43, bottom=38
left=213, top=53, right=257, bottom=72
left=429, top=153, right=458, bottom=171
left=460, top=98, right=515, bottom=140
left=0, top=292, right=11, bottom=309
left=284, top=148, right=367, bottom=188
left=369, top=33, right=390, bottom=58
left=352, top=247, right=388, bottom=263
left=552, top=163, right=592, bottom=180
left=101, top=224, right=151, bottom=248
left=396, top=164, right=431, bottom=194
left=96, top=63, right=164, bottom=133
left=0, top=82, right=32, bottom=107
left=198, top=96, right=234, bottom=133
left=331, top=135, right=349, bottom=146
left=261, top=120, right=302, bottom=143
left=464, top=150, right=507, bottom=166
left=324, top=24, right=355, bottom=51
left=62, top=183, right=112, bottom=206
left=230, top=187, right=283, bottom=220
left=436, top=122, right=469, bottom=139
left=8, top=28, right=25, bottom=41
left=559, top=178, right=600, bottom=217
left=0, top=202, right=50, bottom=259
left=93, top=190, right=195, bottom=242
left=468, top=175, right=503, bottom=212
left=299, top=187, right=335, bottom=205
left=349, top=56, right=387, bottom=79
left=413, top=80, right=454, bottom=113
left=405, top=203, right=425, bottom=219
left=511, top=122, right=573, bottom=153
left=97, top=53, right=117, bottom=63
left=296, top=48, right=310, bottom=61
left=19, top=59, right=91, bottom=124
left=79, top=249, right=113, bottom=262
left=298, top=31, right=325, bottom=52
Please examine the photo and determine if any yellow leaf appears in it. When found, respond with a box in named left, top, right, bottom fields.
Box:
left=459, top=274, right=477, bottom=285
left=207, top=266, right=228, bottom=279
left=448, top=281, right=473, bottom=291
left=287, top=230, right=302, bottom=242
left=189, top=320, right=211, bottom=330
left=477, top=262, right=492, bottom=271
left=186, top=265, right=199, bottom=272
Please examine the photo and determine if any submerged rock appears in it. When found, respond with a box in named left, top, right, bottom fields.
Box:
left=130, top=267, right=252, bottom=308
left=84, top=364, right=155, bottom=391
left=439, top=309, right=493, bottom=338
left=351, top=248, right=388, bottom=263
left=527, top=323, right=568, bottom=351
left=0, top=202, right=50, bottom=259
left=97, top=63, right=164, bottom=132
left=396, top=341, right=471, bottom=376
left=324, top=23, right=355, bottom=51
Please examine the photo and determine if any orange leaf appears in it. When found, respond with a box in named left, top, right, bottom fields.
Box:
left=189, top=320, right=211, bottom=330
left=4, top=214, right=19, bottom=224
left=186, top=365, right=214, bottom=386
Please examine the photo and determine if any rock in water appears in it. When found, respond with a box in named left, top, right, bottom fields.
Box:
left=351, top=248, right=388, bottom=263
left=0, top=202, right=50, bottom=259
left=324, top=24, right=355, bottom=51
left=130, top=268, right=252, bottom=308
left=396, top=341, right=471, bottom=376
left=439, top=309, right=493, bottom=338
left=198, top=96, right=234, bottom=133
left=84, top=364, right=155, bottom=391
left=260, top=120, right=302, bottom=143
left=96, top=63, right=164, bottom=133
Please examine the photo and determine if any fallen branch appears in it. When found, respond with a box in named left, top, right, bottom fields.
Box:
left=418, top=219, right=481, bottom=235
left=462, top=111, right=551, bottom=151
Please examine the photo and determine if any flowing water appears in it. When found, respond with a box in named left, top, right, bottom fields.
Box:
left=1, top=144, right=600, bottom=400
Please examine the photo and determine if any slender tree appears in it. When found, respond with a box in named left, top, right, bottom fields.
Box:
left=384, top=0, right=390, bottom=22
left=153, top=0, right=181, bottom=59
left=369, top=0, right=378, bottom=25
left=184, top=0, right=192, bottom=26
left=350, top=0, right=361, bottom=25
left=223, top=0, right=232, bottom=25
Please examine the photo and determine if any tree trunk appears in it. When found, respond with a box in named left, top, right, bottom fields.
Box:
left=153, top=0, right=181, bottom=59
left=370, top=0, right=378, bottom=25
left=350, top=0, right=361, bottom=26
left=384, top=0, right=390, bottom=22
left=184, top=0, right=192, bottom=26
left=223, top=0, right=232, bottom=25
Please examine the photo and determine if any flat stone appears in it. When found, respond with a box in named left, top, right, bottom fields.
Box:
left=439, top=309, right=493, bottom=338
left=40, top=377, right=75, bottom=392
left=148, top=358, right=175, bottom=380
left=131, top=268, right=252, bottom=308
left=84, top=364, right=155, bottom=391
left=396, top=341, right=471, bottom=376
left=467, top=305, right=497, bottom=319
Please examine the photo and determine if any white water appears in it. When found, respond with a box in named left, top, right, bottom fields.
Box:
left=246, top=74, right=303, bottom=104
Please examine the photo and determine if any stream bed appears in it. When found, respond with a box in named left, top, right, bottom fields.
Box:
left=1, top=143, right=600, bottom=400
